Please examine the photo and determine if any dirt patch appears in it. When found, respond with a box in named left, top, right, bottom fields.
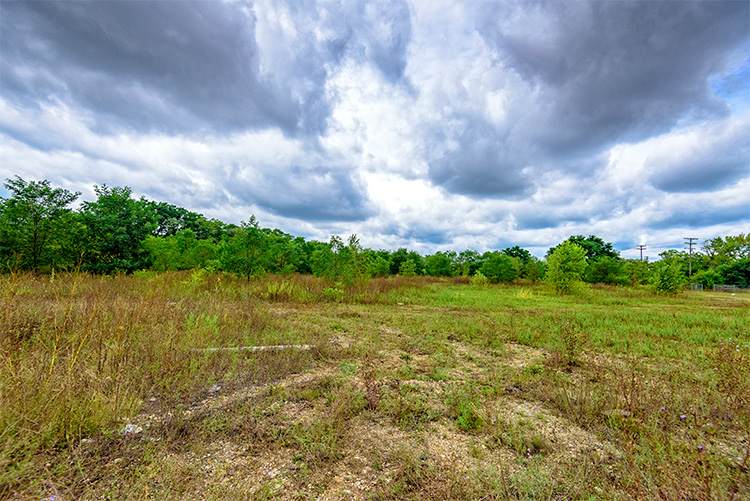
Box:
left=492, top=398, right=621, bottom=463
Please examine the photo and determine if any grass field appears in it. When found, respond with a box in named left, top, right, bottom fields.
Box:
left=1, top=271, right=748, bottom=500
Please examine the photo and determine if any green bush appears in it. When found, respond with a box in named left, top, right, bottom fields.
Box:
left=480, top=253, right=520, bottom=283
left=648, top=260, right=684, bottom=294
left=545, top=242, right=587, bottom=294
left=470, top=270, right=490, bottom=286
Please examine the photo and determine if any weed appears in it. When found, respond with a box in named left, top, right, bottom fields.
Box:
left=2, top=273, right=749, bottom=499
left=443, top=383, right=485, bottom=432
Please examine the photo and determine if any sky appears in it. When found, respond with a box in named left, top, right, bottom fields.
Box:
left=1, top=0, right=748, bottom=258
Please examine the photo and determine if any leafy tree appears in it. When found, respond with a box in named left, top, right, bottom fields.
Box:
left=692, top=268, right=722, bottom=289
left=309, top=235, right=368, bottom=285
left=144, top=235, right=180, bottom=271
left=521, top=257, right=545, bottom=282
left=299, top=240, right=329, bottom=274
left=389, top=247, right=410, bottom=275
left=501, top=246, right=544, bottom=281
left=648, top=260, right=684, bottom=294
left=146, top=229, right=218, bottom=271
left=717, top=258, right=750, bottom=287
left=456, top=249, right=482, bottom=276
left=547, top=235, right=618, bottom=262
left=585, top=256, right=628, bottom=285
left=470, top=270, right=490, bottom=286
left=0, top=177, right=80, bottom=271
left=80, top=185, right=157, bottom=273
left=219, top=217, right=269, bottom=279
left=425, top=251, right=454, bottom=277
left=545, top=241, right=587, bottom=293
left=263, top=230, right=303, bottom=275
left=147, top=200, right=234, bottom=242
left=502, top=245, right=532, bottom=264
left=367, top=251, right=391, bottom=277
left=399, top=259, right=418, bottom=276
left=622, top=259, right=649, bottom=285
left=479, top=252, right=520, bottom=283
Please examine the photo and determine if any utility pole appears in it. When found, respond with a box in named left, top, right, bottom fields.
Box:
left=684, top=237, right=698, bottom=277
left=637, top=245, right=646, bottom=261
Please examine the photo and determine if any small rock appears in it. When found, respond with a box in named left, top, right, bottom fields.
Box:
left=208, top=385, right=221, bottom=393
left=120, top=423, right=143, bottom=435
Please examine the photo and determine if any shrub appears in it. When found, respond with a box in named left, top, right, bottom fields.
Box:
left=545, top=242, right=587, bottom=294
left=480, top=253, right=520, bottom=283
left=648, top=260, right=684, bottom=294
left=470, top=270, right=490, bottom=286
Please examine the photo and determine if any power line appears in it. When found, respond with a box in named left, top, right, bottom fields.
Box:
left=684, top=237, right=698, bottom=276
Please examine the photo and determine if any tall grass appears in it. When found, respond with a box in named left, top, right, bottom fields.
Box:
left=2, top=272, right=748, bottom=499
left=1, top=271, right=336, bottom=495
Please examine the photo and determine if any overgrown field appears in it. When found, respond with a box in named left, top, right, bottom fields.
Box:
left=1, top=272, right=748, bottom=500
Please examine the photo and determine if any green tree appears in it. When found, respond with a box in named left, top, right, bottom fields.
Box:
left=479, top=252, right=520, bottom=283
left=521, top=257, right=545, bottom=282
left=264, top=230, right=303, bottom=275
left=502, top=245, right=532, bottom=264
left=219, top=216, right=269, bottom=279
left=717, top=258, right=750, bottom=287
left=425, top=251, right=454, bottom=277
left=456, top=249, right=482, bottom=276
left=399, top=259, right=418, bottom=276
left=389, top=247, right=410, bottom=275
left=144, top=235, right=180, bottom=271
left=0, top=177, right=80, bottom=271
left=692, top=268, right=722, bottom=289
left=309, top=235, right=367, bottom=285
left=547, top=235, right=619, bottom=262
left=622, top=258, right=649, bottom=285
left=80, top=185, right=157, bottom=273
left=366, top=251, right=391, bottom=277
left=648, top=260, right=684, bottom=294
left=545, top=241, right=587, bottom=293
left=585, top=256, right=628, bottom=285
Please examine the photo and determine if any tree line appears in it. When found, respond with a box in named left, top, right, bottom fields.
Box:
left=1, top=177, right=748, bottom=291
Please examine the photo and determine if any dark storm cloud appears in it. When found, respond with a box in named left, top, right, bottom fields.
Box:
left=1, top=1, right=286, bottom=133
left=400, top=226, right=450, bottom=246
left=514, top=211, right=590, bottom=231
left=226, top=165, right=373, bottom=222
left=476, top=0, right=749, bottom=155
left=650, top=203, right=750, bottom=230
left=427, top=119, right=531, bottom=197
left=0, top=0, right=412, bottom=136
left=648, top=120, right=750, bottom=193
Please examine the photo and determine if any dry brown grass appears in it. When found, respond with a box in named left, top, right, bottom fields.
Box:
left=1, top=271, right=748, bottom=500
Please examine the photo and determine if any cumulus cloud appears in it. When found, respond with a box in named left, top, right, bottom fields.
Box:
left=0, top=0, right=413, bottom=136
left=647, top=118, right=750, bottom=193
left=1, top=0, right=748, bottom=254
left=476, top=0, right=747, bottom=153
left=426, top=117, right=532, bottom=197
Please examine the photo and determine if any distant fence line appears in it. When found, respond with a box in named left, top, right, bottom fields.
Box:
left=686, top=283, right=749, bottom=293
left=713, top=284, right=750, bottom=293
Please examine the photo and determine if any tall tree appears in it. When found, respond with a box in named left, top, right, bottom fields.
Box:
left=80, top=185, right=157, bottom=273
left=425, top=251, right=454, bottom=277
left=0, top=177, right=80, bottom=271
left=502, top=246, right=532, bottom=263
left=545, top=241, right=587, bottom=293
left=218, top=216, right=269, bottom=279
left=480, top=252, right=520, bottom=283
left=547, top=235, right=619, bottom=262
